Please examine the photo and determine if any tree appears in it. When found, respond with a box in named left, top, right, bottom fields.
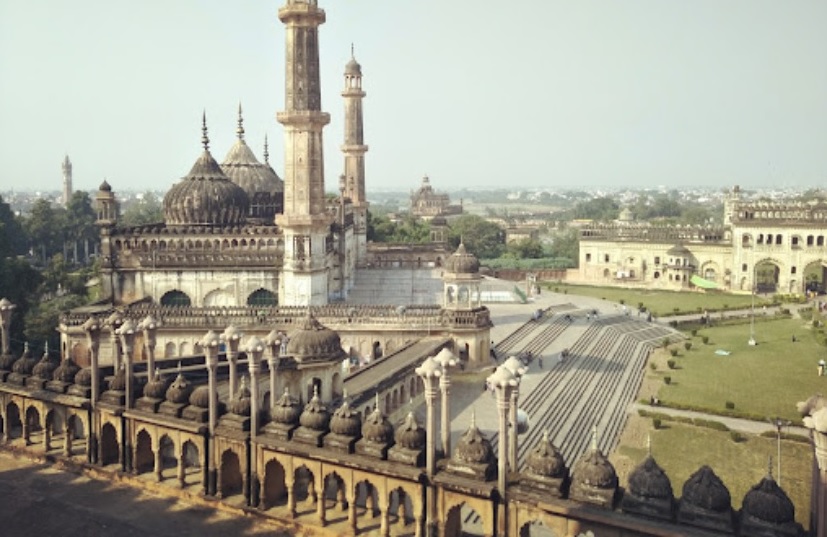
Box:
left=506, top=238, right=544, bottom=259
left=64, top=191, right=98, bottom=264
left=24, top=293, right=86, bottom=352
left=120, top=192, right=163, bottom=226
left=447, top=214, right=504, bottom=259
left=545, top=228, right=580, bottom=264
left=0, top=195, right=27, bottom=258
left=573, top=197, right=619, bottom=221
left=24, top=198, right=64, bottom=264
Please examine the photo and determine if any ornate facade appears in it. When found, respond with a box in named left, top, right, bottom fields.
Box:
left=577, top=186, right=827, bottom=294
left=410, top=176, right=462, bottom=220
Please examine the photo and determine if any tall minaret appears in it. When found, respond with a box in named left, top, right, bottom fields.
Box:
left=62, top=155, right=73, bottom=206
left=276, top=0, right=331, bottom=306
left=342, top=46, right=369, bottom=266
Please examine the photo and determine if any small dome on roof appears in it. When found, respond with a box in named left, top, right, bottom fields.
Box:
left=99, top=180, right=112, bottom=192
left=53, top=357, right=81, bottom=384
left=32, top=347, right=59, bottom=380
left=165, top=371, right=194, bottom=404
left=286, top=311, right=345, bottom=363
left=188, top=385, right=211, bottom=408
left=330, top=400, right=362, bottom=437
left=143, top=371, right=169, bottom=399
left=571, top=438, right=618, bottom=490
left=741, top=473, right=795, bottom=525
left=74, top=367, right=93, bottom=387
left=445, top=242, right=480, bottom=275
left=681, top=465, right=732, bottom=512
left=666, top=243, right=690, bottom=256
left=628, top=455, right=673, bottom=500
left=221, top=106, right=283, bottom=196
left=12, top=343, right=38, bottom=375
left=270, top=388, right=301, bottom=426
left=394, top=411, right=426, bottom=450
left=228, top=377, right=252, bottom=416
left=454, top=412, right=494, bottom=465
left=299, top=388, right=330, bottom=431
left=362, top=400, right=394, bottom=445
left=109, top=366, right=126, bottom=391
left=525, top=431, right=566, bottom=478
left=345, top=57, right=362, bottom=76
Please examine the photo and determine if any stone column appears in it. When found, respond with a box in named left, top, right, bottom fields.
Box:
left=246, top=336, right=264, bottom=508
left=502, top=356, right=526, bottom=472
left=201, top=330, right=221, bottom=496
left=0, top=298, right=15, bottom=358
left=317, top=476, right=327, bottom=526
left=487, top=365, right=517, bottom=537
left=434, top=348, right=457, bottom=458
left=287, top=481, right=297, bottom=519
left=116, top=319, right=137, bottom=409
left=154, top=444, right=163, bottom=481
left=138, top=315, right=159, bottom=379
left=265, top=330, right=280, bottom=405
left=63, top=423, right=73, bottom=457
left=416, top=356, right=442, bottom=537
left=178, top=451, right=186, bottom=488
left=43, top=422, right=51, bottom=452
left=222, top=325, right=242, bottom=400
left=83, top=316, right=102, bottom=464
left=106, top=311, right=124, bottom=370
left=348, top=486, right=358, bottom=532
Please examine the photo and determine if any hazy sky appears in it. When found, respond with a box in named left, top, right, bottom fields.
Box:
left=1, top=1, right=825, bottom=194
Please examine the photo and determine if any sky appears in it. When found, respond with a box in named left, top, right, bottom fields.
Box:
left=1, top=0, right=826, bottom=194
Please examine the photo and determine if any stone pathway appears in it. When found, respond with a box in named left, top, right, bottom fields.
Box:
left=630, top=402, right=809, bottom=437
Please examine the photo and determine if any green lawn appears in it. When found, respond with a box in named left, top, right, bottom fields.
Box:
left=655, top=317, right=825, bottom=422
left=620, top=424, right=811, bottom=530
left=543, top=282, right=773, bottom=317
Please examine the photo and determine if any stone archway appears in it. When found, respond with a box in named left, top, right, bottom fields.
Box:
left=520, top=520, right=558, bottom=537
left=262, top=459, right=287, bottom=509
left=25, top=406, right=42, bottom=445
left=181, top=440, right=200, bottom=487
left=5, top=403, right=22, bottom=440
left=100, top=423, right=119, bottom=466
left=388, top=487, right=415, bottom=527
left=219, top=450, right=243, bottom=498
left=135, top=430, right=154, bottom=474
left=444, top=503, right=483, bottom=537
left=159, top=434, right=177, bottom=478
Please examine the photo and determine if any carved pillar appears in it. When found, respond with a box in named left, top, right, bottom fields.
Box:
left=434, top=348, right=457, bottom=458
left=317, top=477, right=327, bottom=526
left=487, top=365, right=518, bottom=537
left=22, top=413, right=29, bottom=446
left=201, top=330, right=221, bottom=496
left=416, top=356, right=441, bottom=537
left=63, top=423, right=73, bottom=456
left=43, top=421, right=51, bottom=452
left=0, top=298, right=15, bottom=358
left=154, top=446, right=163, bottom=481
left=83, top=316, right=102, bottom=464
left=287, top=481, right=297, bottom=518
left=116, top=319, right=137, bottom=410
left=178, top=452, right=186, bottom=488
left=348, top=485, right=358, bottom=532
left=222, top=325, right=241, bottom=399
left=138, top=315, right=159, bottom=379
left=502, top=356, right=526, bottom=473
left=415, top=516, right=424, bottom=537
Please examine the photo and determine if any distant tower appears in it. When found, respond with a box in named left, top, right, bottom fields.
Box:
left=275, top=0, right=331, bottom=306
left=342, top=46, right=369, bottom=266
left=723, top=184, right=741, bottom=227
left=62, top=155, right=73, bottom=206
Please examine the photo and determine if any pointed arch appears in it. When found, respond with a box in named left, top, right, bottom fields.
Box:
left=219, top=450, right=243, bottom=498
left=135, top=429, right=154, bottom=474
left=262, top=458, right=287, bottom=510
left=160, top=290, right=191, bottom=307
left=100, top=422, right=119, bottom=466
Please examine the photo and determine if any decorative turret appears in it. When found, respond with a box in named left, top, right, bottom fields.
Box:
left=324, top=392, right=362, bottom=454
left=569, top=427, right=618, bottom=508
left=292, top=386, right=330, bottom=447
left=445, top=410, right=496, bottom=481
left=520, top=431, right=568, bottom=497
left=388, top=410, right=427, bottom=467
left=341, top=45, right=369, bottom=267
left=677, top=465, right=734, bottom=534
left=621, top=438, right=674, bottom=521
left=285, top=310, right=345, bottom=364
left=443, top=241, right=482, bottom=310
left=356, top=393, right=395, bottom=459
left=739, top=459, right=803, bottom=537
left=62, top=154, right=73, bottom=207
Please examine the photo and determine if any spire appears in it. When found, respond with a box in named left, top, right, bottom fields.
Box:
left=236, top=103, right=245, bottom=140
left=768, top=454, right=773, bottom=478
left=351, top=42, right=355, bottom=58
left=374, top=392, right=380, bottom=413
left=591, top=424, right=598, bottom=451
left=542, top=429, right=549, bottom=443
left=646, top=434, right=652, bottom=456
left=201, top=111, right=210, bottom=151
left=263, top=135, right=270, bottom=165
left=470, top=408, right=476, bottom=429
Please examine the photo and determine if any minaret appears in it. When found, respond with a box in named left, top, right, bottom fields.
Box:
left=342, top=46, right=369, bottom=266
left=276, top=0, right=331, bottom=306
left=62, top=155, right=73, bottom=206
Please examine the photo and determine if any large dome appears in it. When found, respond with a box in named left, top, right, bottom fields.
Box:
left=220, top=107, right=283, bottom=196
left=163, top=116, right=249, bottom=227
left=445, top=242, right=480, bottom=275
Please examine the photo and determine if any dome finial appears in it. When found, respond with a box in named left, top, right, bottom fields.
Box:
left=767, top=454, right=773, bottom=478
left=236, top=103, right=245, bottom=141
left=591, top=424, right=598, bottom=451
left=342, top=388, right=348, bottom=401
left=374, top=392, right=380, bottom=412
left=201, top=110, right=210, bottom=151
left=263, top=134, right=270, bottom=165
left=646, top=433, right=651, bottom=456
left=542, top=429, right=549, bottom=443
left=312, top=383, right=319, bottom=400
left=470, top=408, right=476, bottom=429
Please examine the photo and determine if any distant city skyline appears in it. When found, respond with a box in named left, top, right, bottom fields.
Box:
left=1, top=1, right=825, bottom=194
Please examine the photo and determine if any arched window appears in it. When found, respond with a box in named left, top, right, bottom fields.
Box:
left=247, top=288, right=277, bottom=306
left=160, top=290, right=191, bottom=307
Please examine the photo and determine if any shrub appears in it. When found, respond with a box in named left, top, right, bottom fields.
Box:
left=694, top=419, right=729, bottom=431
left=691, top=329, right=697, bottom=337
left=638, top=302, right=644, bottom=310
left=730, top=431, right=745, bottom=443
left=667, top=359, right=677, bottom=369
left=653, top=418, right=662, bottom=429
left=723, top=303, right=729, bottom=309
left=702, top=335, right=709, bottom=344
left=661, top=337, right=670, bottom=348
left=725, top=401, right=735, bottom=410
left=670, top=349, right=678, bottom=357
left=649, top=362, right=657, bottom=371
left=663, top=376, right=671, bottom=385
left=684, top=342, right=692, bottom=351
left=620, top=299, right=625, bottom=305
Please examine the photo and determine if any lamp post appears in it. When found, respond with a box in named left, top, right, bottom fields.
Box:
left=0, top=298, right=15, bottom=357
left=82, top=315, right=102, bottom=464
left=201, top=329, right=221, bottom=496
left=138, top=314, right=159, bottom=378
left=415, top=355, right=442, bottom=537
left=487, top=365, right=518, bottom=536
left=115, top=319, right=137, bottom=409
left=222, top=325, right=242, bottom=399
left=502, top=355, right=527, bottom=472
left=770, top=417, right=792, bottom=486
left=434, top=347, right=458, bottom=458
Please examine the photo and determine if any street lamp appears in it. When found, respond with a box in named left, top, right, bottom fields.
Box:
left=769, top=417, right=792, bottom=486
left=0, top=298, right=16, bottom=357
left=433, top=347, right=458, bottom=458
left=222, top=325, right=242, bottom=399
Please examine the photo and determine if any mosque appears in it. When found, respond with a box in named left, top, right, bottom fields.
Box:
left=0, top=1, right=819, bottom=535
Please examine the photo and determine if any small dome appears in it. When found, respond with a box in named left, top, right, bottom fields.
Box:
left=681, top=465, right=732, bottom=512
left=430, top=215, right=447, bottom=226
left=571, top=444, right=618, bottom=490
left=165, top=371, right=194, bottom=404
left=0, top=347, right=17, bottom=370
left=741, top=474, right=795, bottom=525
left=270, top=388, right=301, bottom=426
left=286, top=311, right=345, bottom=363
left=330, top=400, right=362, bottom=437
left=666, top=243, right=690, bottom=256
left=445, top=242, right=480, bottom=274
left=228, top=378, right=252, bottom=416
left=362, top=404, right=394, bottom=444
left=32, top=348, right=59, bottom=380
left=454, top=413, right=494, bottom=465
left=394, top=411, right=426, bottom=450
left=628, top=456, right=673, bottom=500
left=74, top=367, right=93, bottom=387
left=52, top=357, right=81, bottom=384
left=99, top=180, right=112, bottom=192
left=525, top=431, right=566, bottom=478
left=221, top=112, right=283, bottom=196
left=299, top=390, right=330, bottom=431
left=189, top=385, right=211, bottom=408
left=345, top=57, right=362, bottom=76
left=109, top=366, right=126, bottom=391
left=11, top=343, right=38, bottom=375
left=143, top=371, right=169, bottom=399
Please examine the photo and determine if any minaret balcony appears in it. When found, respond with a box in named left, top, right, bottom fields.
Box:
left=277, top=110, right=330, bottom=126
left=278, top=3, right=325, bottom=24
